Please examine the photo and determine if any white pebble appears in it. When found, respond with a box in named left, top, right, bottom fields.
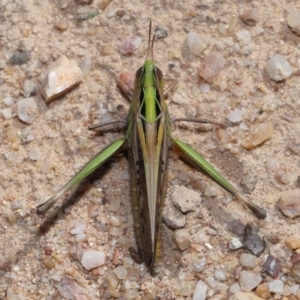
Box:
left=28, top=148, right=40, bottom=161
left=289, top=284, right=299, bottom=295
left=268, top=279, right=284, bottom=294
left=186, top=32, right=210, bottom=56
left=113, top=265, right=127, bottom=280
left=265, top=54, right=293, bottom=81
left=81, top=250, right=106, bottom=270
left=199, top=83, right=210, bottom=93
left=214, top=269, right=227, bottom=281
left=238, top=270, right=262, bottom=292
left=193, top=280, right=207, bottom=300
left=227, top=108, right=243, bottom=123
left=230, top=237, right=243, bottom=250
left=192, top=257, right=206, bottom=272
left=17, top=97, right=38, bottom=124
left=109, top=227, right=123, bottom=237
left=3, top=96, right=15, bottom=106
left=239, top=253, right=257, bottom=269
left=109, top=215, right=122, bottom=227
left=1, top=107, right=13, bottom=119
left=70, top=219, right=87, bottom=235
left=236, top=30, right=251, bottom=46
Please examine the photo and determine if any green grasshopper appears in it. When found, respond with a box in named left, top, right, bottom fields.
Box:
left=37, top=23, right=266, bottom=274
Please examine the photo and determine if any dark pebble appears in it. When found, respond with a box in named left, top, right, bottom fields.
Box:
left=9, top=51, right=31, bottom=65
left=155, top=26, right=168, bottom=39
left=262, top=255, right=282, bottom=277
left=242, top=223, right=266, bottom=256
left=227, top=219, right=246, bottom=236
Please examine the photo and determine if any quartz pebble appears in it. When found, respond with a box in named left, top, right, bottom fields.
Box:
left=256, top=283, right=271, bottom=299
left=113, top=265, right=127, bottom=280
left=3, top=96, right=15, bottom=106
left=171, top=185, right=201, bottom=213
left=278, top=190, right=300, bottom=219
left=192, top=257, right=206, bottom=272
left=240, top=253, right=257, bottom=269
left=265, top=54, right=293, bottom=81
left=198, top=51, right=226, bottom=83
left=39, top=55, right=83, bottom=102
left=163, top=196, right=186, bottom=229
left=239, top=8, right=259, bottom=26
left=2, top=107, right=13, bottom=119
left=124, top=289, right=140, bottom=300
left=192, top=280, right=207, bottom=300
left=81, top=250, right=106, bottom=270
left=242, top=122, right=273, bottom=150
left=173, top=229, right=189, bottom=250
left=17, top=97, right=38, bottom=124
left=185, top=32, right=210, bottom=56
left=242, top=224, right=266, bottom=256
left=236, top=30, right=251, bottom=46
left=227, top=108, right=243, bottom=123
left=119, top=35, right=141, bottom=56
left=268, top=280, right=284, bottom=294
left=56, top=276, right=87, bottom=299
left=287, top=10, right=300, bottom=35
left=238, top=270, right=262, bottom=292
left=230, top=237, right=243, bottom=250
left=262, top=255, right=281, bottom=278
left=214, top=269, right=227, bottom=281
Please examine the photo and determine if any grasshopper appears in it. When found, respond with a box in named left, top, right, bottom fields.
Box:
left=37, top=23, right=266, bottom=274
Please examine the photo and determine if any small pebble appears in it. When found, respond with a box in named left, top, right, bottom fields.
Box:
left=292, top=261, right=300, bottom=283
left=288, top=140, right=300, bottom=154
left=278, top=190, right=300, bottom=219
left=185, top=32, right=210, bottom=56
left=227, top=108, right=243, bottom=123
left=262, top=255, right=282, bottom=278
left=171, top=185, right=201, bottom=213
left=268, top=280, right=284, bottom=294
left=214, top=269, right=227, bottom=281
left=81, top=250, right=106, bottom=270
left=28, top=148, right=40, bottom=161
left=227, top=219, right=246, bottom=236
left=198, top=51, right=226, bottom=83
left=265, top=54, right=293, bottom=81
left=239, top=8, right=259, bottom=26
left=1, top=107, right=13, bottom=119
left=242, top=223, right=266, bottom=256
left=124, top=289, right=140, bottom=300
left=119, top=71, right=135, bottom=91
left=155, top=26, right=168, bottom=39
left=242, top=122, right=274, bottom=150
left=256, top=283, right=271, bottom=299
left=109, top=226, right=123, bottom=236
left=287, top=10, right=300, bottom=35
left=56, top=277, right=87, bottom=299
left=236, top=30, right=251, bottom=46
left=109, top=215, right=122, bottom=227
left=230, top=237, right=243, bottom=250
left=119, top=35, right=141, bottom=56
left=23, top=79, right=36, bottom=97
left=199, top=83, right=210, bottom=93
left=163, top=196, right=186, bottom=229
left=192, top=280, right=207, bottom=300
left=173, top=229, right=189, bottom=251
left=230, top=291, right=264, bottom=300
left=79, top=57, right=92, bottom=78
left=17, top=97, right=38, bottom=124
left=285, top=236, right=300, bottom=250
left=238, top=270, right=262, bottom=292
left=106, top=272, right=118, bottom=289
left=9, top=51, right=31, bottom=65
left=192, top=257, right=206, bottom=272
left=113, top=265, right=127, bottom=280
left=240, top=253, right=257, bottom=269
left=39, top=55, right=83, bottom=102
left=3, top=96, right=15, bottom=106
left=55, top=18, right=69, bottom=32
left=70, top=219, right=87, bottom=235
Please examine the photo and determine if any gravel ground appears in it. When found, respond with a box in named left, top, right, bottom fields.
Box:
left=1, top=1, right=300, bottom=299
